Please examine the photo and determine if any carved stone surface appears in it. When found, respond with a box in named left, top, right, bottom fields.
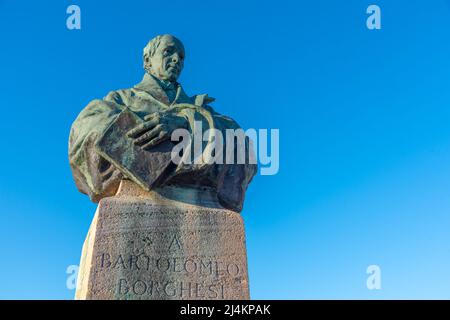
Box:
left=75, top=180, right=250, bottom=300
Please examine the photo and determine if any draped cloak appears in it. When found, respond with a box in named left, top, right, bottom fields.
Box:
left=68, top=73, right=257, bottom=212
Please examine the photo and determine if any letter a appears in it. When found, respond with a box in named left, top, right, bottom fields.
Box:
left=168, top=234, right=182, bottom=251
left=66, top=5, right=81, bottom=30
left=66, top=265, right=79, bottom=290
left=366, top=5, right=381, bottom=30
left=366, top=265, right=382, bottom=290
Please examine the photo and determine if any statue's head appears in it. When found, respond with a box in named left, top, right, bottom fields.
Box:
left=143, top=34, right=185, bottom=82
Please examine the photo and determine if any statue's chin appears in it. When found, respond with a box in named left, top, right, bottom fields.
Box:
left=157, top=74, right=178, bottom=83
left=167, top=73, right=179, bottom=82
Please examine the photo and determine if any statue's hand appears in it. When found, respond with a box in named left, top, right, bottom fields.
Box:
left=126, top=112, right=187, bottom=150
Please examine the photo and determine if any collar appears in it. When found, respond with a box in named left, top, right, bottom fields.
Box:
left=134, top=73, right=190, bottom=105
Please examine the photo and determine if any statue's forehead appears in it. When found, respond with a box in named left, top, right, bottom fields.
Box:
left=159, top=37, right=184, bottom=51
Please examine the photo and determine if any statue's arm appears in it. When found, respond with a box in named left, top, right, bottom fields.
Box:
left=68, top=95, right=124, bottom=202
left=207, top=106, right=257, bottom=212
left=178, top=102, right=257, bottom=212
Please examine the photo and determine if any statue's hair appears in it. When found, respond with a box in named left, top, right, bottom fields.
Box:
left=143, top=34, right=182, bottom=72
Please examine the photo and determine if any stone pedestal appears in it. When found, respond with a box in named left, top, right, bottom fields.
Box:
left=75, top=180, right=250, bottom=300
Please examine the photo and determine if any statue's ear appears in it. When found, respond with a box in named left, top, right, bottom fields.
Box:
left=144, top=56, right=151, bottom=70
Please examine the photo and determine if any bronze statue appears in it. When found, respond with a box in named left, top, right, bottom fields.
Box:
left=69, top=34, right=256, bottom=212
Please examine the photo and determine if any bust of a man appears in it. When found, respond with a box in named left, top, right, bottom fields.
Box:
left=69, top=34, right=256, bottom=212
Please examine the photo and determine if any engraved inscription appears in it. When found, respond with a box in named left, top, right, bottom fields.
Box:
left=117, top=279, right=225, bottom=299
left=97, top=253, right=241, bottom=278
left=78, top=197, right=249, bottom=300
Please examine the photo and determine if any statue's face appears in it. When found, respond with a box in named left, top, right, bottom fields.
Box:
left=148, top=36, right=185, bottom=82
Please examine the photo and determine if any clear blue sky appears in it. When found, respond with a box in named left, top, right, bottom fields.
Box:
left=1, top=0, right=450, bottom=299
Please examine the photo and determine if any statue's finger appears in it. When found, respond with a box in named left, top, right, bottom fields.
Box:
left=127, top=119, right=158, bottom=138
left=144, top=113, right=160, bottom=121
left=133, top=125, right=162, bottom=145
left=142, top=131, right=170, bottom=150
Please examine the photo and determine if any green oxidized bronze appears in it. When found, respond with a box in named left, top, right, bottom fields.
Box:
left=68, top=34, right=256, bottom=212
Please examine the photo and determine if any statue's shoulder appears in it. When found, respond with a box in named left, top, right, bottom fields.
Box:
left=75, top=88, right=131, bottom=123
left=103, top=88, right=135, bottom=106
left=189, top=93, right=241, bottom=129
